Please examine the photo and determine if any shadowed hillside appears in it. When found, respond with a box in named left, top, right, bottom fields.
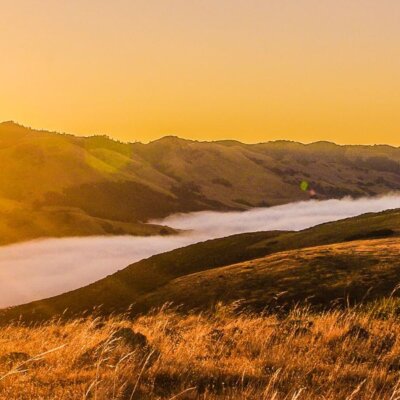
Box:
left=1, top=121, right=399, bottom=244
left=2, top=208, right=399, bottom=323
left=138, top=238, right=400, bottom=312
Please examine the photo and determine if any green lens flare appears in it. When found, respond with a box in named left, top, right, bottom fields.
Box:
left=300, top=180, right=309, bottom=191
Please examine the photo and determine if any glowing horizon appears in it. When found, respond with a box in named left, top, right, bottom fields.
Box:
left=1, top=1, right=400, bottom=145
left=2, top=119, right=400, bottom=148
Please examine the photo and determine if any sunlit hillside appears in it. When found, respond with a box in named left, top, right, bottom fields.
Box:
left=1, top=121, right=399, bottom=244
left=2, top=304, right=400, bottom=399
left=0, top=204, right=176, bottom=246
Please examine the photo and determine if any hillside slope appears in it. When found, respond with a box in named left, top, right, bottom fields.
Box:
left=138, top=238, right=400, bottom=312
left=1, top=121, right=399, bottom=243
left=2, top=209, right=399, bottom=323
left=0, top=204, right=176, bottom=246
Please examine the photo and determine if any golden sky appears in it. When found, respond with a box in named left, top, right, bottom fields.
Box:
left=1, top=0, right=400, bottom=145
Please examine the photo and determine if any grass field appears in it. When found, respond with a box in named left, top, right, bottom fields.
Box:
left=2, top=303, right=400, bottom=399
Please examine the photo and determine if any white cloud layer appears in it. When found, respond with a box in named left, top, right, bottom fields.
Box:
left=155, top=194, right=400, bottom=236
left=0, top=194, right=399, bottom=308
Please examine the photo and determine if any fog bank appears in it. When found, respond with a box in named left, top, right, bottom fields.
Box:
left=155, top=194, right=400, bottom=236
left=0, top=194, right=399, bottom=308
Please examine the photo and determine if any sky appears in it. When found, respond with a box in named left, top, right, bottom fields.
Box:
left=1, top=0, right=400, bottom=145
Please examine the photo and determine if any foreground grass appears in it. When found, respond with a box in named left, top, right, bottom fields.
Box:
left=1, top=304, right=400, bottom=399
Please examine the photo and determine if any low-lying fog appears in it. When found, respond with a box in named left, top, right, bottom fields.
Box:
left=0, top=195, right=399, bottom=308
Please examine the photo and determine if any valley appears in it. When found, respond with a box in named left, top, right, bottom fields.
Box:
left=0, top=196, right=398, bottom=309
left=1, top=206, right=399, bottom=323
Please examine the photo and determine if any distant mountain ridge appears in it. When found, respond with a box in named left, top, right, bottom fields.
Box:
left=0, top=121, right=399, bottom=244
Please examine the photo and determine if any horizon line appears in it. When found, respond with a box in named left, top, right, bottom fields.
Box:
left=1, top=120, right=399, bottom=149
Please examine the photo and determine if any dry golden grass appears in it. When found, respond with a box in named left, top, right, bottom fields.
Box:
left=1, top=303, right=400, bottom=399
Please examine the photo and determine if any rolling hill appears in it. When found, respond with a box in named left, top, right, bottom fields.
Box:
left=1, top=121, right=399, bottom=244
left=2, top=208, right=399, bottom=323
left=138, top=238, right=400, bottom=312
left=0, top=202, right=176, bottom=246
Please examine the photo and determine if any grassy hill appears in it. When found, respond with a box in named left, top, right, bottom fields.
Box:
left=1, top=121, right=399, bottom=243
left=0, top=204, right=176, bottom=246
left=138, top=238, right=400, bottom=312
left=2, top=208, right=399, bottom=323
